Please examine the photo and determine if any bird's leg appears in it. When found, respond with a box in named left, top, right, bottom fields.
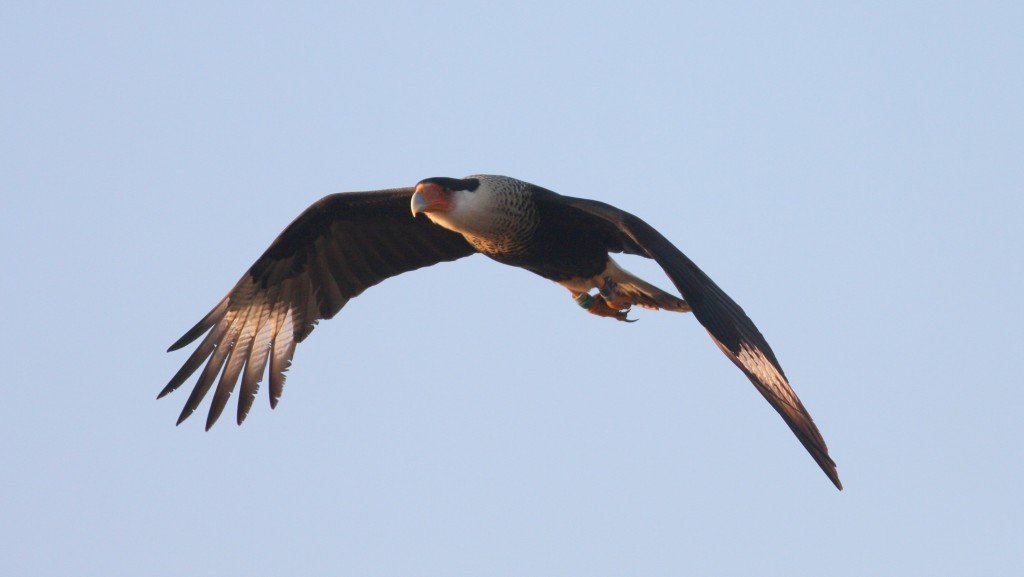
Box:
left=598, top=275, right=634, bottom=311
left=573, top=288, right=636, bottom=323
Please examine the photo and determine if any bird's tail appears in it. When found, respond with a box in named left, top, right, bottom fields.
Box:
left=602, top=258, right=691, bottom=312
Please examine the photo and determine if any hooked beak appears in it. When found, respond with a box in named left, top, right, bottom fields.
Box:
left=410, top=182, right=450, bottom=216
left=410, top=189, right=429, bottom=216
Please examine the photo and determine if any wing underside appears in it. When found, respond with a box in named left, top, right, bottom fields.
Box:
left=161, top=189, right=476, bottom=428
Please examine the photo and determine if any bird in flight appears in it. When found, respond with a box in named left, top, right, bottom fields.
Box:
left=161, top=174, right=841, bottom=489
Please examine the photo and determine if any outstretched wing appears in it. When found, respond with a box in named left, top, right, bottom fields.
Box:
left=539, top=192, right=841, bottom=489
left=161, top=188, right=476, bottom=429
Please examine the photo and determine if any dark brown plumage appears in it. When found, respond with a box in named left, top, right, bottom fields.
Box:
left=163, top=175, right=840, bottom=489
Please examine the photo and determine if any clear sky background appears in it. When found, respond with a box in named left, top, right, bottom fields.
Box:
left=2, top=2, right=1021, bottom=576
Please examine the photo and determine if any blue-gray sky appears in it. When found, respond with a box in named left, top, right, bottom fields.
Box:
left=2, top=2, right=1021, bottom=575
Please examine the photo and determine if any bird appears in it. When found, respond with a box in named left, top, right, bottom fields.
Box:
left=161, top=174, right=841, bottom=489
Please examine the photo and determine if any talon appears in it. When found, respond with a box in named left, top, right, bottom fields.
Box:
left=574, top=291, right=637, bottom=322
left=614, top=305, right=637, bottom=323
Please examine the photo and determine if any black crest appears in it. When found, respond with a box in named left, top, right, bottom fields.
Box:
left=418, top=176, right=480, bottom=192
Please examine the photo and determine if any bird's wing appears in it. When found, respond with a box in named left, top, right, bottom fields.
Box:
left=538, top=192, right=841, bottom=489
left=161, top=188, right=477, bottom=429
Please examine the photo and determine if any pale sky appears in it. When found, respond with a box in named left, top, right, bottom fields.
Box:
left=2, top=2, right=1022, bottom=576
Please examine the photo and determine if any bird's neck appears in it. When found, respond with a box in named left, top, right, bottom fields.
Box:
left=426, top=186, right=537, bottom=255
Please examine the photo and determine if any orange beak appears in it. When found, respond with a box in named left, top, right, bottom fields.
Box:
left=410, top=182, right=452, bottom=216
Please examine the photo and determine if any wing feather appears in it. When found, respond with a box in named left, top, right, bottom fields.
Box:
left=163, top=188, right=477, bottom=425
left=176, top=306, right=246, bottom=425
left=321, top=237, right=359, bottom=298
left=311, top=249, right=346, bottom=318
left=206, top=299, right=261, bottom=430
left=237, top=295, right=275, bottom=424
left=268, top=305, right=296, bottom=409
left=167, top=297, right=230, bottom=353
left=336, top=236, right=379, bottom=288
left=159, top=326, right=222, bottom=399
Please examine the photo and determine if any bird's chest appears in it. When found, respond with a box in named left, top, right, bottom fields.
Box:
left=456, top=199, right=538, bottom=257
left=463, top=232, right=530, bottom=258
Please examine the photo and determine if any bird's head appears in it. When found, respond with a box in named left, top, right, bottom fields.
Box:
left=410, top=177, right=480, bottom=215
left=411, top=175, right=498, bottom=234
